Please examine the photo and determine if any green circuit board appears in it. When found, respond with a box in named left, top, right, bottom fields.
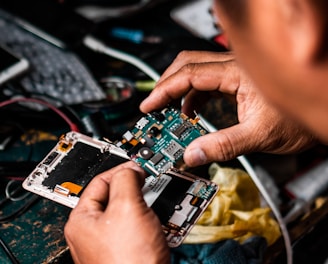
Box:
left=118, top=106, right=208, bottom=176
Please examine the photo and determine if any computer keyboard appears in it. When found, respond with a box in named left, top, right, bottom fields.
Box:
left=0, top=8, right=106, bottom=105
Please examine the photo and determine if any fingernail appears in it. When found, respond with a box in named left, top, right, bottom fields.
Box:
left=185, top=148, right=207, bottom=166
left=139, top=99, right=148, bottom=112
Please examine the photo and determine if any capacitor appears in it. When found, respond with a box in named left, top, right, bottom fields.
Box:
left=138, top=147, right=154, bottom=160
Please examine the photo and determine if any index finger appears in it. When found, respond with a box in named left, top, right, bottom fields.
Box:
left=158, top=51, right=234, bottom=84
left=140, top=60, right=240, bottom=113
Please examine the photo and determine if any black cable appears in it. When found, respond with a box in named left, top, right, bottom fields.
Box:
left=0, top=195, right=39, bottom=223
left=29, top=92, right=84, bottom=125
left=0, top=184, right=22, bottom=207
left=0, top=236, right=19, bottom=264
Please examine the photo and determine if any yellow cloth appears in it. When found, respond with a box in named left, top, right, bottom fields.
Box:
left=184, top=163, right=281, bottom=246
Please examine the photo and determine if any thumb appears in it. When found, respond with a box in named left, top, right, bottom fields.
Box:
left=107, top=168, right=145, bottom=202
left=184, top=124, right=259, bottom=166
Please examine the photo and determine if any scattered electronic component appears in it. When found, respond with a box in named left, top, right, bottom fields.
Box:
left=117, top=106, right=208, bottom=176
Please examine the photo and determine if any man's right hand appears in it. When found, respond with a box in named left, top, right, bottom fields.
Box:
left=140, top=51, right=317, bottom=166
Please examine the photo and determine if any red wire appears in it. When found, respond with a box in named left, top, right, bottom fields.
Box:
left=0, top=97, right=80, bottom=132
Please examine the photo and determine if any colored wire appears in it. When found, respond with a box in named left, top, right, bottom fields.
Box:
left=1, top=176, right=26, bottom=182
left=135, top=80, right=156, bottom=92
left=4, top=78, right=82, bottom=123
left=0, top=236, right=19, bottom=264
left=83, top=35, right=161, bottom=82
left=33, top=94, right=82, bottom=124
left=29, top=92, right=84, bottom=127
left=0, top=97, right=79, bottom=132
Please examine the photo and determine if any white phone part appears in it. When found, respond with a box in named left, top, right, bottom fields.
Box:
left=23, top=132, right=130, bottom=208
left=0, top=44, right=29, bottom=86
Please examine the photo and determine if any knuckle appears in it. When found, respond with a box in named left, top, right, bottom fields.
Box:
left=175, top=50, right=193, bottom=62
left=181, top=63, right=198, bottom=76
left=212, top=133, right=239, bottom=161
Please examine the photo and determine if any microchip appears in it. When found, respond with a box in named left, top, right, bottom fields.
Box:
left=171, top=121, right=193, bottom=139
left=150, top=152, right=164, bottom=166
left=143, top=135, right=155, bottom=148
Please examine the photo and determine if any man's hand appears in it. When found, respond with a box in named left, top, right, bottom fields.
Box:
left=140, top=51, right=316, bottom=166
left=64, top=161, right=170, bottom=264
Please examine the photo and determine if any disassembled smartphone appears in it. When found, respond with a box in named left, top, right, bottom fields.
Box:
left=23, top=106, right=219, bottom=247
